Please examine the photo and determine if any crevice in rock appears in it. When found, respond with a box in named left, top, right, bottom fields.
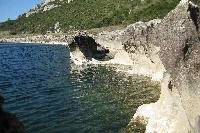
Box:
left=182, top=37, right=198, bottom=61
left=194, top=62, right=200, bottom=72
left=168, top=81, right=173, bottom=91
left=183, top=41, right=190, bottom=60
left=188, top=2, right=200, bottom=30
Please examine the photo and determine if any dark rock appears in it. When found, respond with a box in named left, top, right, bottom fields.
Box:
left=0, top=95, right=25, bottom=133
left=168, top=81, right=173, bottom=91
left=69, top=33, right=109, bottom=60
left=188, top=2, right=200, bottom=30
left=0, top=95, right=4, bottom=112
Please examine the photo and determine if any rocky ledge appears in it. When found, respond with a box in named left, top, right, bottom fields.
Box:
left=0, top=95, right=25, bottom=133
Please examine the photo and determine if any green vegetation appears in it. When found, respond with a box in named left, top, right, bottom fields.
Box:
left=0, top=0, right=182, bottom=34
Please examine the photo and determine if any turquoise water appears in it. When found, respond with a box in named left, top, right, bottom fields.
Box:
left=0, top=43, right=160, bottom=133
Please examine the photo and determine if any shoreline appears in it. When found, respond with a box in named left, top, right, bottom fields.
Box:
left=0, top=33, right=72, bottom=46
left=0, top=37, right=68, bottom=45
left=0, top=41, right=68, bottom=45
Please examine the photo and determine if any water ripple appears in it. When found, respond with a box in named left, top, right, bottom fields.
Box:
left=0, top=43, right=160, bottom=133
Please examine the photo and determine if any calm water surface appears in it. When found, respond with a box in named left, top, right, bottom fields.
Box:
left=0, top=43, right=160, bottom=133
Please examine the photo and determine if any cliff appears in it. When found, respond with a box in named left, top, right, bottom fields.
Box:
left=152, top=0, right=200, bottom=128
left=130, top=0, right=200, bottom=132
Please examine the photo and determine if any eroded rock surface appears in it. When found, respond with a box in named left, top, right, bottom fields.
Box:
left=69, top=33, right=110, bottom=60
left=152, top=0, right=200, bottom=131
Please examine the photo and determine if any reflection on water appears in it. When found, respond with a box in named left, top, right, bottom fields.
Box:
left=0, top=43, right=160, bottom=133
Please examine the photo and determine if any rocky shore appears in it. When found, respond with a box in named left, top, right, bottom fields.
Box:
left=1, top=0, right=200, bottom=132
left=69, top=0, right=200, bottom=132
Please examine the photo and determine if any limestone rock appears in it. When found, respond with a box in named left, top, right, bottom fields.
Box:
left=150, top=0, right=200, bottom=131
left=123, top=19, right=161, bottom=54
left=132, top=0, right=200, bottom=132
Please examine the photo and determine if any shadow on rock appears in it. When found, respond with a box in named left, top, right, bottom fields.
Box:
left=69, top=33, right=110, bottom=61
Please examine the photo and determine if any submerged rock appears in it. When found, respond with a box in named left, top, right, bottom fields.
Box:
left=0, top=95, right=25, bottom=133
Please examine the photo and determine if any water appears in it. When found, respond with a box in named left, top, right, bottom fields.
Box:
left=0, top=43, right=160, bottom=133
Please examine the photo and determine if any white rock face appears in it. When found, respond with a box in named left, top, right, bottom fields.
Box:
left=54, top=22, right=61, bottom=33
left=42, top=0, right=56, bottom=5
left=67, top=0, right=73, bottom=3
left=25, top=0, right=73, bottom=17
left=43, top=4, right=58, bottom=11
left=132, top=74, right=191, bottom=133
